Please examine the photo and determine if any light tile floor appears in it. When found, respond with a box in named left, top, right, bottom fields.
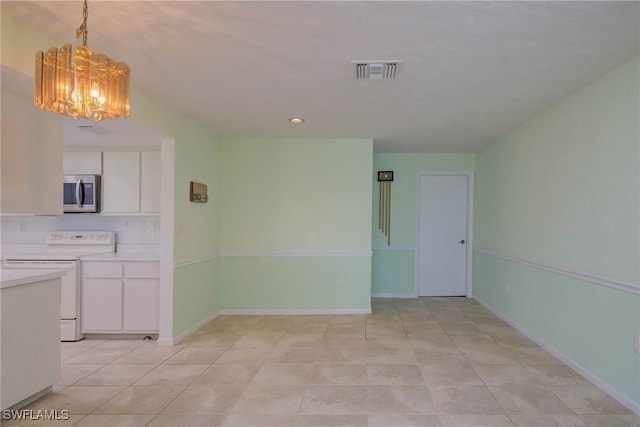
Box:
left=4, top=297, right=638, bottom=427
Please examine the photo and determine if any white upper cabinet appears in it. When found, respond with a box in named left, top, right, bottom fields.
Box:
left=101, top=150, right=160, bottom=215
left=63, top=151, right=102, bottom=175
left=102, top=151, right=141, bottom=214
left=63, top=148, right=160, bottom=215
left=1, top=88, right=63, bottom=215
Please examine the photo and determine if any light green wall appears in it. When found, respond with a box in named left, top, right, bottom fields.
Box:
left=171, top=136, right=219, bottom=337
left=217, top=138, right=373, bottom=310
left=475, top=252, right=640, bottom=403
left=173, top=259, right=220, bottom=335
left=219, top=139, right=372, bottom=253
left=372, top=153, right=475, bottom=295
left=474, top=58, right=639, bottom=282
left=172, top=132, right=219, bottom=264
left=218, top=257, right=371, bottom=311
left=474, top=56, right=640, bottom=406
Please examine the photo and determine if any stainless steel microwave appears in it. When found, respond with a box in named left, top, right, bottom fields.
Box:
left=63, top=175, right=101, bottom=213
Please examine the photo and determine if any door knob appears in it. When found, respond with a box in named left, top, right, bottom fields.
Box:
left=458, top=240, right=466, bottom=244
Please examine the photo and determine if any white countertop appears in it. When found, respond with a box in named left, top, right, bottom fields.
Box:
left=80, top=253, right=160, bottom=262
left=0, top=269, right=67, bottom=289
left=1, top=244, right=114, bottom=261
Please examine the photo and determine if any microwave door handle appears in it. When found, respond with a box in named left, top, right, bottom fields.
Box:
left=75, top=179, right=83, bottom=208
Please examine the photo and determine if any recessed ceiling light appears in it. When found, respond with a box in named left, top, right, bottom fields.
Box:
left=289, top=117, right=304, bottom=124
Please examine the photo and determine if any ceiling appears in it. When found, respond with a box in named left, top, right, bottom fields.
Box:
left=3, top=1, right=639, bottom=152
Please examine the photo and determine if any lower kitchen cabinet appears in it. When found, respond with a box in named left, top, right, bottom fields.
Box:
left=82, top=261, right=159, bottom=334
left=83, top=277, right=123, bottom=331
left=123, top=278, right=158, bottom=331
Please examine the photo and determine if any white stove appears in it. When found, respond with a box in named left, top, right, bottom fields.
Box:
left=3, top=231, right=115, bottom=341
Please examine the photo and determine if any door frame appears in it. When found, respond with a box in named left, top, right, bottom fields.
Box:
left=414, top=171, right=474, bottom=298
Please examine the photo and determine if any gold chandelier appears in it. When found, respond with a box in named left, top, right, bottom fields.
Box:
left=34, top=0, right=130, bottom=121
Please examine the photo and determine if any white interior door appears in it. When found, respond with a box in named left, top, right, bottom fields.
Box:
left=417, top=174, right=469, bottom=296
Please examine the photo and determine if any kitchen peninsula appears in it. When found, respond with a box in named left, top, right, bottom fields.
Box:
left=1, top=269, right=65, bottom=410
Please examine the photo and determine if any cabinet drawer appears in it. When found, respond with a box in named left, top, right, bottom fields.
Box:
left=83, top=262, right=123, bottom=278
left=124, top=262, right=159, bottom=279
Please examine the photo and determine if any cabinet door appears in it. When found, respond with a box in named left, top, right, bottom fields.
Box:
left=1, top=87, right=63, bottom=215
left=102, top=151, right=140, bottom=213
left=82, top=278, right=123, bottom=331
left=140, top=151, right=161, bottom=214
left=123, top=279, right=158, bottom=332
left=63, top=151, right=102, bottom=175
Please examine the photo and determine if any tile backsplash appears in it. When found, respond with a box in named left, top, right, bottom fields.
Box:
left=0, top=215, right=160, bottom=247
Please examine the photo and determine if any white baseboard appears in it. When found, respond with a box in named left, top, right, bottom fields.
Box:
left=218, top=308, right=372, bottom=315
left=474, top=295, right=640, bottom=416
left=372, top=293, right=417, bottom=298
left=157, top=310, right=221, bottom=346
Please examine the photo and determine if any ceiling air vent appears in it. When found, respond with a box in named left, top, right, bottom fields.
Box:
left=352, top=61, right=401, bottom=80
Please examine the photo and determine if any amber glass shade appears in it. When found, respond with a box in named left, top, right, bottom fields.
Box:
left=35, top=44, right=130, bottom=121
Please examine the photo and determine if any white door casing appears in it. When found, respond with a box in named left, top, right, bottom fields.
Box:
left=416, top=172, right=473, bottom=297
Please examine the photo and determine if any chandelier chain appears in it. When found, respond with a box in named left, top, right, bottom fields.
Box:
left=75, top=0, right=88, bottom=46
